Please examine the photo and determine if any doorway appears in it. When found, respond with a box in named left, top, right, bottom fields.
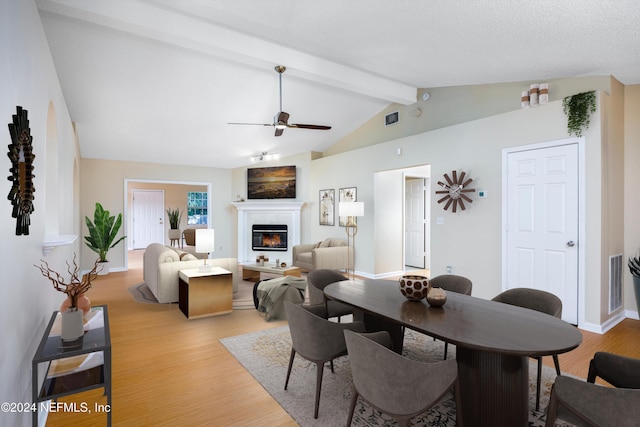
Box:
left=405, top=177, right=426, bottom=269
left=503, top=139, right=582, bottom=324
left=132, top=190, right=164, bottom=249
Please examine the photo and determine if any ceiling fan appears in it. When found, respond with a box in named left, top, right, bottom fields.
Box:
left=228, top=65, right=332, bottom=137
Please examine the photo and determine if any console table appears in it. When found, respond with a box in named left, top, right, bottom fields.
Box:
left=178, top=267, right=232, bottom=319
left=32, top=305, right=111, bottom=426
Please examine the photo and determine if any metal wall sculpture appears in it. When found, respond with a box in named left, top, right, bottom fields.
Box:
left=7, top=106, right=35, bottom=235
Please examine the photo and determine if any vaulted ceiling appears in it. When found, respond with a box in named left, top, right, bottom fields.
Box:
left=37, top=0, right=640, bottom=168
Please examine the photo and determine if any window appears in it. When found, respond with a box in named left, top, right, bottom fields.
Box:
left=187, top=191, right=208, bottom=225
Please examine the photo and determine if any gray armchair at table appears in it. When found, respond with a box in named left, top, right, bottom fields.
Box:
left=587, top=351, right=640, bottom=388
left=283, top=301, right=366, bottom=419
left=492, top=287, right=562, bottom=411
left=545, top=375, right=640, bottom=427
left=306, top=269, right=357, bottom=321
left=344, top=330, right=462, bottom=427
left=430, top=274, right=472, bottom=359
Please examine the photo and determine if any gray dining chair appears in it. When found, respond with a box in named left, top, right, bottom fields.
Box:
left=306, top=269, right=355, bottom=321
left=283, top=301, right=366, bottom=419
left=545, top=375, right=640, bottom=427
left=587, top=351, right=640, bottom=388
left=344, top=330, right=462, bottom=427
left=492, top=287, right=562, bottom=411
left=430, top=274, right=472, bottom=359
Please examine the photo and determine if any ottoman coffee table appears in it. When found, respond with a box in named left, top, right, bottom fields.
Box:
left=242, top=263, right=301, bottom=282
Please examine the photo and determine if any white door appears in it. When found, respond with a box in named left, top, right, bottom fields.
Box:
left=505, top=143, right=579, bottom=324
left=405, top=178, right=426, bottom=268
left=132, top=190, right=165, bottom=249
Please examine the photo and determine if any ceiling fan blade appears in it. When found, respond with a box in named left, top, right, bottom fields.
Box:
left=289, top=123, right=332, bottom=130
left=275, top=127, right=285, bottom=137
left=227, top=122, right=273, bottom=127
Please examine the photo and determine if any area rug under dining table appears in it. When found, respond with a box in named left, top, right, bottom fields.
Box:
left=220, top=325, right=575, bottom=426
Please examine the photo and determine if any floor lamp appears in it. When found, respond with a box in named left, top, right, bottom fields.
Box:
left=339, top=202, right=364, bottom=280
left=196, top=229, right=215, bottom=271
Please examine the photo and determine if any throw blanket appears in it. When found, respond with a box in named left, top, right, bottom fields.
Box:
left=256, top=276, right=307, bottom=316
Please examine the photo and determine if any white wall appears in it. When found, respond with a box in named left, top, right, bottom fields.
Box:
left=1, top=1, right=82, bottom=425
left=306, top=96, right=615, bottom=329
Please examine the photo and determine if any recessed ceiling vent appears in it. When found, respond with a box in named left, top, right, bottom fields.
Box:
left=385, top=111, right=399, bottom=126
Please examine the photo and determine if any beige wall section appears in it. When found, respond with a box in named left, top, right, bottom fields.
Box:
left=126, top=181, right=207, bottom=248
left=80, top=159, right=233, bottom=271
left=325, top=76, right=612, bottom=157
left=624, top=85, right=640, bottom=316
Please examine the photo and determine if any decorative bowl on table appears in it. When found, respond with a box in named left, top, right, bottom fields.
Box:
left=427, top=287, right=447, bottom=307
left=399, top=275, right=431, bottom=301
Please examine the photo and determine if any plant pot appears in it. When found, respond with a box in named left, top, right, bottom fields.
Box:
left=98, top=261, right=110, bottom=275
left=61, top=308, right=84, bottom=341
left=168, top=229, right=181, bottom=239
left=633, top=276, right=640, bottom=315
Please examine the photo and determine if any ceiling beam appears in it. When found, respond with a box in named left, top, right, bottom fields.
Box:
left=38, top=0, right=417, bottom=105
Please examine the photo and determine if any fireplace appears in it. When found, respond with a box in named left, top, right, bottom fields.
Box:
left=252, top=224, right=288, bottom=251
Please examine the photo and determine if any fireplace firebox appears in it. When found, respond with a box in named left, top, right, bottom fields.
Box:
left=252, top=224, right=288, bottom=251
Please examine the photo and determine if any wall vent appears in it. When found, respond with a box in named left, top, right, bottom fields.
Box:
left=384, top=111, right=399, bottom=126
left=609, top=253, right=623, bottom=313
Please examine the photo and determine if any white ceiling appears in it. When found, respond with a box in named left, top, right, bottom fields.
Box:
left=37, top=0, right=640, bottom=169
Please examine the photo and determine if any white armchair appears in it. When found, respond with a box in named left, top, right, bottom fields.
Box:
left=292, top=238, right=352, bottom=272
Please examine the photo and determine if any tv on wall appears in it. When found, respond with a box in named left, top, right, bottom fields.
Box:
left=247, top=165, right=296, bottom=199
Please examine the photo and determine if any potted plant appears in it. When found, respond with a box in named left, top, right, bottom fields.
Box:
left=627, top=255, right=640, bottom=315
left=84, top=202, right=126, bottom=275
left=166, top=207, right=182, bottom=244
left=562, top=91, right=597, bottom=137
left=35, top=255, right=100, bottom=341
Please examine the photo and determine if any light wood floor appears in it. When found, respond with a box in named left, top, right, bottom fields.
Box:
left=45, top=251, right=640, bottom=426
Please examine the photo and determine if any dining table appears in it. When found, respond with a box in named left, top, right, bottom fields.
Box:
left=324, top=278, right=582, bottom=427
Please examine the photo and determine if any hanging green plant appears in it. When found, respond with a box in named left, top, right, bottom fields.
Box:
left=562, top=91, right=597, bottom=137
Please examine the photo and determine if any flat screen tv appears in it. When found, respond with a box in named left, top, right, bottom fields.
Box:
left=247, top=165, right=296, bottom=199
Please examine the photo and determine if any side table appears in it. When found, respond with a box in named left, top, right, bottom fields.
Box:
left=32, top=305, right=111, bottom=426
left=178, top=267, right=232, bottom=319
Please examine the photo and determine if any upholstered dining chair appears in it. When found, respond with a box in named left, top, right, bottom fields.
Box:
left=587, top=351, right=640, bottom=388
left=430, top=274, right=472, bottom=359
left=491, top=287, right=563, bottom=411
left=544, top=375, right=640, bottom=427
left=283, top=301, right=366, bottom=419
left=344, top=330, right=462, bottom=427
left=306, top=269, right=355, bottom=321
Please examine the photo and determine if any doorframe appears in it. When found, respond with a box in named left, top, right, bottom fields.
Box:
left=501, top=137, right=586, bottom=328
left=123, top=179, right=212, bottom=271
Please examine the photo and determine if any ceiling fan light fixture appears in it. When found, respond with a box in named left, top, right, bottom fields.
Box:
left=274, top=123, right=287, bottom=130
left=250, top=151, right=279, bottom=162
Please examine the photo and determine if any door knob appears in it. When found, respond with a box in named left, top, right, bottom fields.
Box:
left=567, top=241, right=575, bottom=247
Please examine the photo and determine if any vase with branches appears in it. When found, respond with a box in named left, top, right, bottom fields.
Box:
left=35, top=254, right=100, bottom=313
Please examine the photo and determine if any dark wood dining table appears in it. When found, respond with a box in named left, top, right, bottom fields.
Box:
left=324, top=278, right=582, bottom=427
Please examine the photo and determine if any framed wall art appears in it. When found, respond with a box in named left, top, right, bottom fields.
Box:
left=319, top=189, right=334, bottom=226
left=339, top=187, right=357, bottom=227
left=7, top=106, right=35, bottom=235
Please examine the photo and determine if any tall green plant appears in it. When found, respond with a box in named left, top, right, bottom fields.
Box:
left=562, top=91, right=597, bottom=137
left=166, top=207, right=182, bottom=229
left=84, top=202, right=126, bottom=262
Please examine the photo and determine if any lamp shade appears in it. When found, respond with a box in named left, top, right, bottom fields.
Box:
left=339, top=202, right=364, bottom=217
left=195, top=229, right=215, bottom=253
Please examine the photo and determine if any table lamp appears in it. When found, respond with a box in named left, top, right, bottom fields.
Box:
left=339, top=202, right=364, bottom=280
left=196, top=229, right=215, bottom=271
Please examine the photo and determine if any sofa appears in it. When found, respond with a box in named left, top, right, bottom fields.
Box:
left=292, top=238, right=353, bottom=272
left=143, top=243, right=239, bottom=303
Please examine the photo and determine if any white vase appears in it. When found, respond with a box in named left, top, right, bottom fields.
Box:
left=61, top=309, right=84, bottom=341
left=97, top=261, right=110, bottom=275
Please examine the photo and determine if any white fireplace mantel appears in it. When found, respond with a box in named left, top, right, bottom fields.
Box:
left=231, top=201, right=305, bottom=264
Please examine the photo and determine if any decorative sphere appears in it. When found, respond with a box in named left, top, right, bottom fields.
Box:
left=399, top=275, right=431, bottom=301
left=427, top=287, right=447, bottom=307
